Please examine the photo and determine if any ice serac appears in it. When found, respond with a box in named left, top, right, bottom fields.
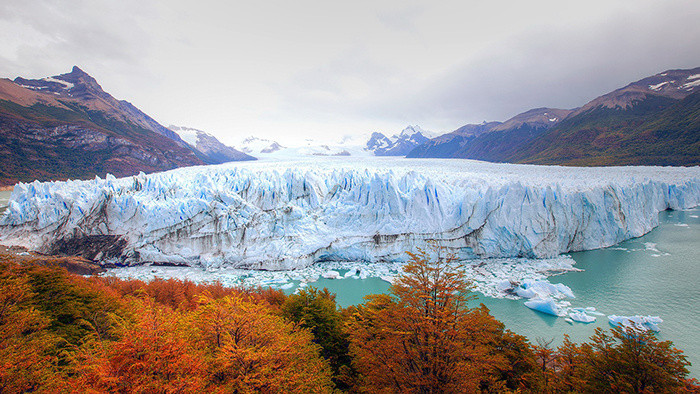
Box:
left=0, top=158, right=699, bottom=270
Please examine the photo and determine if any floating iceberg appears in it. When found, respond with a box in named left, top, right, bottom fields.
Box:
left=322, top=270, right=340, bottom=279
left=518, top=278, right=579, bottom=318
left=516, top=279, right=574, bottom=299
left=524, top=298, right=566, bottom=317
left=569, top=309, right=596, bottom=323
left=1, top=157, right=699, bottom=270
left=608, top=315, right=663, bottom=332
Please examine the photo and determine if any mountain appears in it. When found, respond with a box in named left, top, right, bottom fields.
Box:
left=168, top=125, right=255, bottom=164
left=407, top=108, right=571, bottom=161
left=409, top=67, right=700, bottom=166
left=511, top=68, right=700, bottom=166
left=0, top=66, right=204, bottom=186
left=13, top=66, right=185, bottom=143
left=366, top=125, right=431, bottom=156
left=237, top=136, right=285, bottom=155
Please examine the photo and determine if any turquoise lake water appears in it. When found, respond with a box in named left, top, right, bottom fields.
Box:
left=307, top=208, right=700, bottom=377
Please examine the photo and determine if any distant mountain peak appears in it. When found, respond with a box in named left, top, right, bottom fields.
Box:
left=237, top=136, right=285, bottom=154
left=573, top=66, right=700, bottom=115
left=366, top=125, right=431, bottom=156
left=168, top=125, right=255, bottom=164
left=398, top=125, right=422, bottom=136
left=71, top=65, right=86, bottom=75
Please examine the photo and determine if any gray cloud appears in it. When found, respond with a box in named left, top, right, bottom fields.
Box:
left=1, top=0, right=699, bottom=142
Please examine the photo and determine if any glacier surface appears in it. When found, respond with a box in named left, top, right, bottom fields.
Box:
left=1, top=157, right=699, bottom=270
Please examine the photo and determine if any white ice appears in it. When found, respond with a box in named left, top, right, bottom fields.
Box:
left=1, top=157, right=699, bottom=270
left=608, top=315, right=663, bottom=332
left=569, top=309, right=596, bottom=323
left=524, top=298, right=566, bottom=316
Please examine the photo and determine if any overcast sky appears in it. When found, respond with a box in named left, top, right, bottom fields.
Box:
left=1, top=0, right=699, bottom=146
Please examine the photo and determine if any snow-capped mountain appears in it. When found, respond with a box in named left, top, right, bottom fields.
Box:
left=235, top=136, right=367, bottom=157
left=236, top=137, right=286, bottom=155
left=0, top=66, right=203, bottom=186
left=13, top=66, right=186, bottom=144
left=572, top=67, right=700, bottom=116
left=366, top=125, right=432, bottom=156
left=168, top=126, right=255, bottom=164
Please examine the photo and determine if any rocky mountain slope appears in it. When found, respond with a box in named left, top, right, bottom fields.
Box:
left=407, top=109, right=571, bottom=161
left=0, top=66, right=207, bottom=186
left=168, top=125, right=255, bottom=164
left=409, top=67, right=700, bottom=166
left=515, top=68, right=700, bottom=166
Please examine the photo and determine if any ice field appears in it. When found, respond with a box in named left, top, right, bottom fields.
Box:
left=1, top=157, right=698, bottom=270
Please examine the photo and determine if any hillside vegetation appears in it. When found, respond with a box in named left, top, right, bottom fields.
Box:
left=517, top=92, right=700, bottom=166
left=1, top=252, right=697, bottom=393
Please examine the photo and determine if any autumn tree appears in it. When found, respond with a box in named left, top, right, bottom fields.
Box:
left=346, top=249, right=538, bottom=393
left=532, top=337, right=556, bottom=392
left=190, top=294, right=334, bottom=393
left=549, top=327, right=698, bottom=393
left=282, top=286, right=354, bottom=389
left=24, top=264, right=123, bottom=345
left=70, top=296, right=207, bottom=393
left=0, top=262, right=66, bottom=392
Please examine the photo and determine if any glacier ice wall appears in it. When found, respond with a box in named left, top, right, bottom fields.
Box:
left=1, top=158, right=699, bottom=270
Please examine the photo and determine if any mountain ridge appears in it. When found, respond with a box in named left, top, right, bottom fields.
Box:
left=0, top=66, right=254, bottom=186
left=366, top=125, right=431, bottom=156
left=168, top=125, right=255, bottom=164
left=408, top=67, right=700, bottom=165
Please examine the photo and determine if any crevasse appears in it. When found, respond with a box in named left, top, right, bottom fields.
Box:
left=1, top=158, right=698, bottom=270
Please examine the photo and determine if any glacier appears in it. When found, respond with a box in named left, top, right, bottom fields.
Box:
left=0, top=157, right=699, bottom=270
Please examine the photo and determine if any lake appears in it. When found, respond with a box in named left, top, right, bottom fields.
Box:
left=304, top=208, right=700, bottom=376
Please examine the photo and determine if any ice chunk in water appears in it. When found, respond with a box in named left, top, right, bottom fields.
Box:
left=569, top=310, right=596, bottom=323
left=321, top=270, right=340, bottom=279
left=516, top=280, right=574, bottom=299
left=524, top=297, right=566, bottom=316
left=608, top=315, right=663, bottom=332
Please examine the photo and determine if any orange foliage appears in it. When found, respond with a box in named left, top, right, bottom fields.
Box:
left=346, top=249, right=536, bottom=393
left=1, top=257, right=696, bottom=393
left=94, top=276, right=286, bottom=311
left=190, top=294, right=333, bottom=393
left=71, top=296, right=207, bottom=393
left=0, top=262, right=66, bottom=393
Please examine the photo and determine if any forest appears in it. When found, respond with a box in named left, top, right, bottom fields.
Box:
left=1, top=251, right=698, bottom=393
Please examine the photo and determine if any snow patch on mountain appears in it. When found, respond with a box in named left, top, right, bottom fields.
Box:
left=169, top=125, right=199, bottom=146
left=43, top=76, right=74, bottom=90
left=681, top=79, right=700, bottom=90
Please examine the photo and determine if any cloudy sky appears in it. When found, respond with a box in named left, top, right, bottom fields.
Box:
left=1, top=0, right=699, bottom=146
